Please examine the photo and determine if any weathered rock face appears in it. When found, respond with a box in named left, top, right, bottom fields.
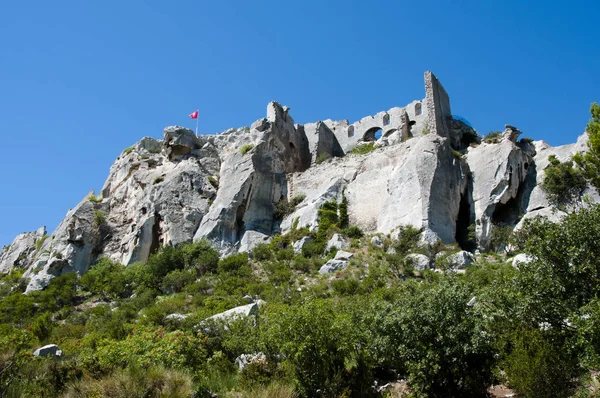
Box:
left=3, top=71, right=597, bottom=292
left=193, top=102, right=311, bottom=253
left=466, top=132, right=534, bottom=249
left=0, top=227, right=45, bottom=274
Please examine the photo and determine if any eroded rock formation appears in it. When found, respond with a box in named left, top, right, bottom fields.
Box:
left=2, top=71, right=595, bottom=291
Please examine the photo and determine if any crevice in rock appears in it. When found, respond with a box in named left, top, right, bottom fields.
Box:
left=455, top=175, right=476, bottom=252
left=149, top=212, right=163, bottom=256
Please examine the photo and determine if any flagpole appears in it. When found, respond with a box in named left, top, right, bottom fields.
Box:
left=195, top=110, right=199, bottom=135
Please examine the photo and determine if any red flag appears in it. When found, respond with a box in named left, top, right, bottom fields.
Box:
left=189, top=110, right=199, bottom=119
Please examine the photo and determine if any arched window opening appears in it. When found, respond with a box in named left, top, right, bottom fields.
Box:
left=363, top=127, right=383, bottom=142
left=415, top=103, right=422, bottom=116
left=348, top=126, right=355, bottom=138
left=383, top=114, right=390, bottom=126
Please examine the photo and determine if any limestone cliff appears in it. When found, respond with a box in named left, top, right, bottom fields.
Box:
left=0, top=71, right=594, bottom=291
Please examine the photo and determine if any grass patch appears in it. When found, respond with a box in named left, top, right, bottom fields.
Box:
left=35, top=235, right=49, bottom=252
left=348, top=143, right=376, bottom=155
left=240, top=144, right=254, bottom=155
left=87, top=194, right=102, bottom=204
left=452, top=150, right=463, bottom=159
left=483, top=131, right=502, bottom=144
left=153, top=177, right=164, bottom=185
left=208, top=176, right=219, bottom=188
left=316, top=153, right=331, bottom=164
left=123, top=146, right=135, bottom=155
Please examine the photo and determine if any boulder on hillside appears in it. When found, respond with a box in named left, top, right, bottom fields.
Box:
left=33, top=344, right=61, bottom=357
left=293, top=236, right=314, bottom=253
left=326, top=234, right=349, bottom=251
left=446, top=251, right=475, bottom=269
left=406, top=253, right=430, bottom=271
left=319, top=259, right=349, bottom=274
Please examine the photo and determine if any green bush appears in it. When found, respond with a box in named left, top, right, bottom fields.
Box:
left=153, top=176, right=164, bottom=185
left=180, top=239, right=220, bottom=276
left=349, top=143, right=376, bottom=155
left=503, top=327, right=577, bottom=398
left=240, top=144, right=254, bottom=155
left=93, top=209, right=106, bottom=226
left=87, top=194, right=102, bottom=204
left=35, top=234, right=49, bottom=252
left=143, top=245, right=185, bottom=291
left=373, top=278, right=494, bottom=396
left=218, top=252, right=249, bottom=274
left=63, top=365, right=194, bottom=398
left=208, top=175, right=219, bottom=188
left=161, top=269, right=195, bottom=293
left=315, top=153, right=331, bottom=164
left=80, top=258, right=129, bottom=299
left=122, top=146, right=135, bottom=155
left=343, top=225, right=363, bottom=239
left=540, top=155, right=587, bottom=210
left=483, top=131, right=503, bottom=143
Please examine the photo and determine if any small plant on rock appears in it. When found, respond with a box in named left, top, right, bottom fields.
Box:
left=94, top=210, right=106, bottom=227
left=240, top=144, right=254, bottom=155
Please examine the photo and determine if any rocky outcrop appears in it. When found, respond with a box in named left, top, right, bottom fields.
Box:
left=192, top=102, right=311, bottom=254
left=466, top=129, right=534, bottom=249
left=4, top=71, right=598, bottom=292
left=0, top=227, right=46, bottom=274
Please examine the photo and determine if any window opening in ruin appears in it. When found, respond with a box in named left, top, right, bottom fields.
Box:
left=415, top=103, right=422, bottom=116
left=383, top=114, right=390, bottom=126
left=348, top=126, right=355, bottom=138
left=363, top=127, right=383, bottom=142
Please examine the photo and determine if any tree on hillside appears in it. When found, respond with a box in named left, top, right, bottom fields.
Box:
left=574, top=102, right=600, bottom=190
left=540, top=155, right=586, bottom=211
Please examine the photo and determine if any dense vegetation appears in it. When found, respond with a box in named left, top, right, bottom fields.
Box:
left=3, top=198, right=600, bottom=397
left=2, top=104, right=600, bottom=397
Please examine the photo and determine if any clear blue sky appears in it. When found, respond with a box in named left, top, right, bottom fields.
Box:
left=1, top=0, right=599, bottom=247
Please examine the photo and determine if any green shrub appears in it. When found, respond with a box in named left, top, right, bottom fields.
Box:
left=218, top=252, right=249, bottom=274
left=63, top=365, right=194, bottom=398
left=161, top=269, right=195, bottom=293
left=180, top=239, right=220, bottom=276
left=274, top=194, right=305, bottom=219
left=87, top=194, right=102, bottom=204
left=93, top=209, right=106, bottom=226
left=153, top=176, right=164, bottom=185
left=208, top=176, right=219, bottom=188
left=122, top=146, right=135, bottom=155
left=338, top=192, right=349, bottom=228
left=540, top=155, right=587, bottom=210
left=483, top=131, right=502, bottom=143
left=315, top=153, right=331, bottom=164
left=143, top=245, right=185, bottom=291
left=35, top=234, right=49, bottom=252
left=349, top=143, right=376, bottom=155
left=252, top=243, right=273, bottom=261
left=373, top=278, right=494, bottom=396
left=422, top=127, right=429, bottom=135
left=240, top=144, right=254, bottom=155
left=503, top=327, right=577, bottom=398
left=343, top=226, right=363, bottom=239
left=80, top=258, right=129, bottom=299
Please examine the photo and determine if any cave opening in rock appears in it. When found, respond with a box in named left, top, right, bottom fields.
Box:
left=235, top=204, right=246, bottom=241
left=455, top=192, right=476, bottom=252
left=149, top=212, right=163, bottom=256
left=491, top=196, right=521, bottom=226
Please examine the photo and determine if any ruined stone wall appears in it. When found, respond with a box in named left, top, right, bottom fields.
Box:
left=424, top=71, right=451, bottom=137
